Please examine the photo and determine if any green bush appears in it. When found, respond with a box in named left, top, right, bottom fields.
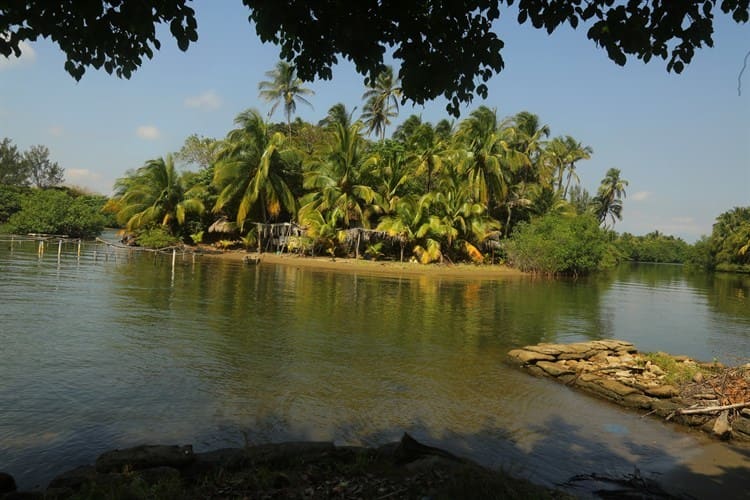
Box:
left=135, top=226, right=180, bottom=249
left=5, top=189, right=106, bottom=238
left=505, top=213, right=614, bottom=275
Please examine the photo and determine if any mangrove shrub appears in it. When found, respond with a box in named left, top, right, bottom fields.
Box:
left=505, top=213, right=613, bottom=275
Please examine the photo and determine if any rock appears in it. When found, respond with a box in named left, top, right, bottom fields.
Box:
left=507, top=349, right=554, bottom=364
left=192, top=448, right=249, bottom=472
left=644, top=385, right=678, bottom=398
left=522, top=344, right=564, bottom=357
left=526, top=365, right=546, bottom=377
left=244, top=441, right=335, bottom=466
left=134, top=466, right=181, bottom=486
left=0, top=472, right=17, bottom=494
left=651, top=399, right=680, bottom=417
left=557, top=373, right=577, bottom=385
left=596, top=378, right=640, bottom=398
left=712, top=410, right=732, bottom=440
left=48, top=465, right=97, bottom=490
left=672, top=355, right=690, bottom=362
left=536, top=361, right=574, bottom=377
left=741, top=408, right=750, bottom=418
left=732, top=417, right=750, bottom=441
left=95, top=445, right=195, bottom=473
left=647, top=364, right=665, bottom=376
left=622, top=393, right=653, bottom=409
left=589, top=351, right=609, bottom=364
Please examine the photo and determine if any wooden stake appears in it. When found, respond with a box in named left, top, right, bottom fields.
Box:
left=77, top=240, right=82, bottom=258
left=57, top=239, right=62, bottom=262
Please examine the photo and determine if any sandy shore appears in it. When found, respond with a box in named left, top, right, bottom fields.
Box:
left=201, top=250, right=527, bottom=279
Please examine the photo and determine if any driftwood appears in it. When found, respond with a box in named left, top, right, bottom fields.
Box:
left=676, top=401, right=750, bottom=415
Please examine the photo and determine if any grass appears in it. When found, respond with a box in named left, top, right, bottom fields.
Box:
left=642, top=352, right=702, bottom=386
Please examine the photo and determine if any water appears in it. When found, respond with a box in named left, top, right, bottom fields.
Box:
left=1, top=236, right=749, bottom=496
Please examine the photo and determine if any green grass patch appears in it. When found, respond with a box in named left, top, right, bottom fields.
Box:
left=642, top=352, right=702, bottom=386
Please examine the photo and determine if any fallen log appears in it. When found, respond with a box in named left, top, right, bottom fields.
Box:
left=676, top=401, right=750, bottom=415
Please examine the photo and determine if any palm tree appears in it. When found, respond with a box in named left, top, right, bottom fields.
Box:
left=114, top=154, right=204, bottom=236
left=376, top=195, right=421, bottom=262
left=593, top=168, right=628, bottom=227
left=258, top=61, right=315, bottom=136
left=361, top=66, right=400, bottom=141
left=545, top=136, right=593, bottom=199
left=301, top=120, right=377, bottom=229
left=456, top=106, right=526, bottom=210
left=212, top=109, right=297, bottom=228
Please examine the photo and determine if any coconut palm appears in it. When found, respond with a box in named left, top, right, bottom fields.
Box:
left=258, top=61, right=315, bottom=136
left=456, top=106, right=527, bottom=209
left=376, top=195, right=422, bottom=262
left=593, top=167, right=628, bottom=227
left=301, top=120, right=378, bottom=229
left=212, top=109, right=297, bottom=228
left=114, top=154, right=204, bottom=236
left=361, top=66, right=400, bottom=141
left=545, top=136, right=593, bottom=199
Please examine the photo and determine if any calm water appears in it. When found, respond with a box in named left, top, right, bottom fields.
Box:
left=1, top=236, right=749, bottom=496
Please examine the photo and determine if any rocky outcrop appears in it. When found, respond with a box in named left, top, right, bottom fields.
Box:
left=509, top=340, right=750, bottom=442
left=1, top=435, right=561, bottom=499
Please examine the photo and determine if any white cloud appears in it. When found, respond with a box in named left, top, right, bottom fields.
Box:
left=49, top=126, right=64, bottom=137
left=136, top=125, right=161, bottom=140
left=631, top=191, right=651, bottom=201
left=0, top=40, right=36, bottom=70
left=184, top=90, right=222, bottom=111
left=66, top=168, right=102, bottom=182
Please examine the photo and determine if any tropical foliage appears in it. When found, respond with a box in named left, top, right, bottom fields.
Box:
left=100, top=61, right=640, bottom=269
left=687, top=207, right=750, bottom=273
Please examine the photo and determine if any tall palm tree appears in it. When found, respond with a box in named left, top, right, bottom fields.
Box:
left=212, top=109, right=297, bottom=228
left=258, top=61, right=315, bottom=136
left=545, top=136, right=593, bottom=199
left=456, top=106, right=527, bottom=210
left=301, top=120, right=377, bottom=229
left=361, top=66, right=401, bottom=141
left=114, top=154, right=204, bottom=236
left=593, top=167, right=628, bottom=227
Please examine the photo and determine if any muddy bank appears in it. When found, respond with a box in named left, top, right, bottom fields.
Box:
left=0, top=434, right=569, bottom=499
left=508, top=340, right=750, bottom=442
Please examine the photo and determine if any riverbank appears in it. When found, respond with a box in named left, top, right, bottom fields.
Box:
left=0, top=435, right=572, bottom=499
left=508, top=340, right=750, bottom=442
left=202, top=249, right=527, bottom=279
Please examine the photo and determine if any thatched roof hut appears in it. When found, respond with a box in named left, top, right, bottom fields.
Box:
left=208, top=217, right=238, bottom=235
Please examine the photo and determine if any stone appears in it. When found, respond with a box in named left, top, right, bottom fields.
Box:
left=0, top=472, right=17, bottom=494
left=622, top=393, right=653, bottom=409
left=507, top=349, right=554, bottom=364
left=741, top=409, right=750, bottom=418
left=589, top=351, right=609, bottom=364
left=95, top=445, right=195, bottom=473
left=526, top=365, right=546, bottom=377
left=536, top=361, right=574, bottom=377
left=712, top=410, right=732, bottom=440
left=647, top=364, right=665, bottom=376
left=522, top=344, right=564, bottom=357
left=192, top=448, right=249, bottom=472
left=644, top=385, right=678, bottom=398
left=692, top=371, right=704, bottom=384
left=651, top=399, right=680, bottom=417
left=557, top=374, right=577, bottom=385
left=134, top=466, right=181, bottom=486
left=732, top=417, right=750, bottom=441
left=244, top=441, right=335, bottom=466
left=596, top=378, right=640, bottom=398
left=48, top=465, right=97, bottom=490
left=672, top=355, right=690, bottom=362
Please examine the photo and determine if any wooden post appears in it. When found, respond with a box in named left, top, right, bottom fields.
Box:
left=172, top=249, right=176, bottom=272
left=38, top=240, right=44, bottom=258
left=257, top=223, right=262, bottom=255
left=10, top=235, right=14, bottom=252
left=77, top=240, right=82, bottom=258
left=57, top=239, right=62, bottom=262
left=355, top=230, right=360, bottom=260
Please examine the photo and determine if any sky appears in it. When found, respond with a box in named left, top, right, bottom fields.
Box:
left=1, top=2, right=748, bottom=242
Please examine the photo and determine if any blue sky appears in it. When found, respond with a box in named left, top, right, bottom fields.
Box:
left=1, top=2, right=748, bottom=241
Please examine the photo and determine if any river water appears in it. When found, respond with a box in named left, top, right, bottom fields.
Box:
left=1, top=236, right=749, bottom=496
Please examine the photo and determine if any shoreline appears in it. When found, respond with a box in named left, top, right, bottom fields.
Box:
left=201, top=249, right=528, bottom=280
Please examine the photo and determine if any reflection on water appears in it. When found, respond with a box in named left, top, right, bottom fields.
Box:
left=0, top=240, right=748, bottom=494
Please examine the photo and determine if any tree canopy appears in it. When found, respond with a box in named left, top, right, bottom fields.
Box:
left=2, top=1, right=747, bottom=115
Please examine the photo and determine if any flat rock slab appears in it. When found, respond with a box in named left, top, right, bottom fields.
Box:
left=508, top=339, right=749, bottom=443
left=96, top=445, right=195, bottom=473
